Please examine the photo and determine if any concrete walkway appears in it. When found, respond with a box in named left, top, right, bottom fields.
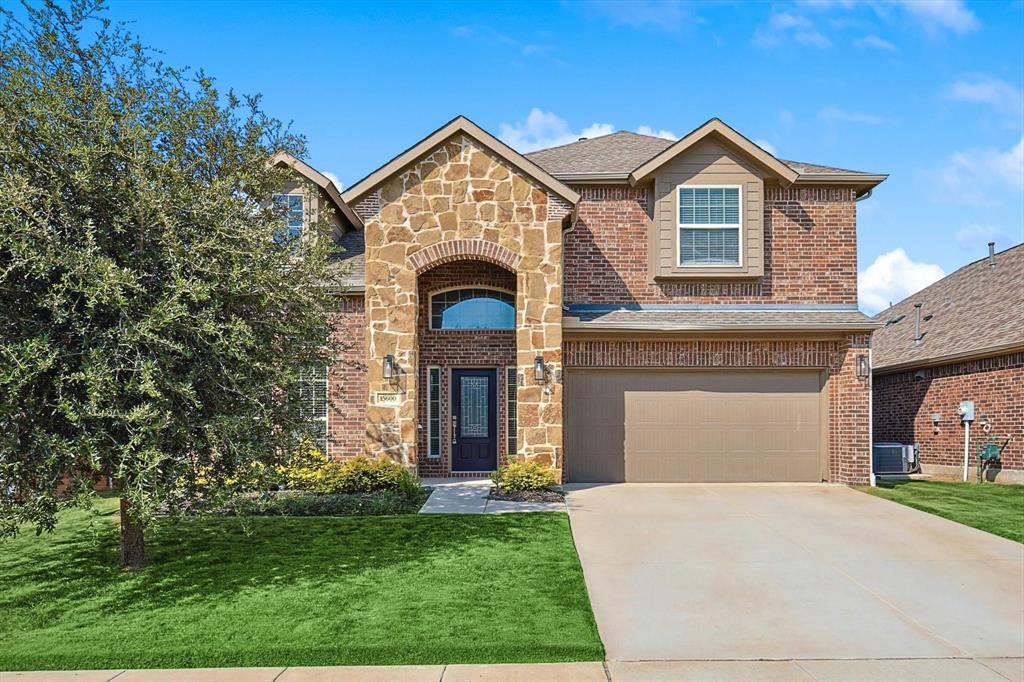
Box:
left=7, top=658, right=1024, bottom=681
left=419, top=478, right=565, bottom=514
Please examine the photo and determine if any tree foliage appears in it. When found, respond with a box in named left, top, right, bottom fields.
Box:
left=0, top=0, right=342, bottom=565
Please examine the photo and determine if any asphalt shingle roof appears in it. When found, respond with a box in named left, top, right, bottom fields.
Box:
left=871, top=244, right=1024, bottom=371
left=328, top=228, right=365, bottom=291
left=524, top=130, right=880, bottom=178
left=563, top=308, right=879, bottom=332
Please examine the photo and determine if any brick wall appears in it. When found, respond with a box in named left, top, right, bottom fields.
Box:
left=873, top=352, right=1024, bottom=472
left=416, top=261, right=517, bottom=477
left=564, top=334, right=872, bottom=484
left=564, top=185, right=858, bottom=305
left=327, top=295, right=367, bottom=460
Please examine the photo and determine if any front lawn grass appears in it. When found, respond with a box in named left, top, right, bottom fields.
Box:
left=0, top=497, right=603, bottom=671
left=860, top=479, right=1024, bottom=543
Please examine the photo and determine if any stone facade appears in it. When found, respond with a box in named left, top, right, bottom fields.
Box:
left=873, top=352, right=1024, bottom=476
left=565, top=185, right=858, bottom=305
left=563, top=335, right=873, bottom=484
left=352, top=134, right=564, bottom=473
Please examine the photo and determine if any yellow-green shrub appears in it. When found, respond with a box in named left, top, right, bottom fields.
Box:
left=492, top=459, right=556, bottom=492
left=286, top=450, right=418, bottom=495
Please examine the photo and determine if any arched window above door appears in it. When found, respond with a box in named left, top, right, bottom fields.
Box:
left=430, top=288, right=515, bottom=330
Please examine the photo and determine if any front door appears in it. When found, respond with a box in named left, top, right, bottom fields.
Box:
left=451, top=368, right=498, bottom=472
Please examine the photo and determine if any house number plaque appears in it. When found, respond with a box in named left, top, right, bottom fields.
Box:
left=374, top=392, right=402, bottom=407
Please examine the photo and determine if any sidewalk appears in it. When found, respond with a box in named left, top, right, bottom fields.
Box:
left=6, top=658, right=1023, bottom=682
left=418, top=478, right=565, bottom=514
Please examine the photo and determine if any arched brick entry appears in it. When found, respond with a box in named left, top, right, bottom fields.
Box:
left=357, top=134, right=565, bottom=476
left=409, top=239, right=523, bottom=274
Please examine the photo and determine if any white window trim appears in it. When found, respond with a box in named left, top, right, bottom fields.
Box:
left=428, top=285, right=517, bottom=331
left=675, top=184, right=743, bottom=268
left=301, top=365, right=329, bottom=455
left=427, top=366, right=441, bottom=459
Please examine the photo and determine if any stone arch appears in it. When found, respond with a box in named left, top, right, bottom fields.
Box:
left=409, top=239, right=522, bottom=275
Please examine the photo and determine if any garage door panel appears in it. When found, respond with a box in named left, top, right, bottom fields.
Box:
left=567, top=370, right=824, bottom=483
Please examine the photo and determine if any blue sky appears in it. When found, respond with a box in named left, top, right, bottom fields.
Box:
left=99, top=1, right=1024, bottom=311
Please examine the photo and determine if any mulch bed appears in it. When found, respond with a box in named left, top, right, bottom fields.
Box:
left=488, top=487, right=565, bottom=503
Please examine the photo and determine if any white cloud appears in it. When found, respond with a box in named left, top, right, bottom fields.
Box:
left=323, top=171, right=343, bottom=190
left=583, top=0, right=695, bottom=32
left=636, top=125, right=678, bottom=140
left=946, top=77, right=1024, bottom=115
left=778, top=109, right=795, bottom=126
left=894, top=0, right=978, bottom=35
left=859, top=249, right=945, bottom=314
left=499, top=109, right=614, bottom=153
left=754, top=11, right=831, bottom=48
left=954, top=224, right=1019, bottom=252
left=819, top=106, right=887, bottom=124
left=933, top=136, right=1024, bottom=201
left=753, top=139, right=778, bottom=155
left=855, top=34, right=897, bottom=51
left=800, top=0, right=978, bottom=37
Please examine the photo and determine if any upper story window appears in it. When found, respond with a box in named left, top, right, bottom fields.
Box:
left=430, top=288, right=515, bottom=330
left=273, top=194, right=304, bottom=247
left=678, top=186, right=741, bottom=267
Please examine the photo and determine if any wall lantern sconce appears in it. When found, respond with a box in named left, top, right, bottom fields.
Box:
left=856, top=355, right=870, bottom=380
left=383, top=354, right=396, bottom=381
left=533, top=355, right=546, bottom=382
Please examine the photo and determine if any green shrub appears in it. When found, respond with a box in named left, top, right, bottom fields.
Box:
left=286, top=452, right=419, bottom=495
left=492, top=460, right=557, bottom=492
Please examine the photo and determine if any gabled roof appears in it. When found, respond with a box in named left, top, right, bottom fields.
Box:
left=271, top=152, right=362, bottom=229
left=341, top=116, right=580, bottom=206
left=524, top=122, right=887, bottom=195
left=871, top=243, right=1024, bottom=373
left=629, top=118, right=799, bottom=185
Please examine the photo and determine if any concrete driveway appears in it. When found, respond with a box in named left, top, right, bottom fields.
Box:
left=565, top=484, right=1024, bottom=664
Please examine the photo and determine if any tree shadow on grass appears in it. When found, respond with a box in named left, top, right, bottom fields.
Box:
left=2, top=506, right=573, bottom=614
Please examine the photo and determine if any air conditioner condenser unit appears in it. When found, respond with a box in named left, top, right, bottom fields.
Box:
left=872, top=442, right=918, bottom=475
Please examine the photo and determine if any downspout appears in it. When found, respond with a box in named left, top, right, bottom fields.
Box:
left=868, top=344, right=876, bottom=487
left=855, top=188, right=873, bottom=202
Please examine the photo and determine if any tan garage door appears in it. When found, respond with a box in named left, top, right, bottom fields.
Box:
left=565, top=370, right=825, bottom=483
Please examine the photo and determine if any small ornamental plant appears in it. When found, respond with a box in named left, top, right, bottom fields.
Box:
left=492, top=460, right=557, bottom=493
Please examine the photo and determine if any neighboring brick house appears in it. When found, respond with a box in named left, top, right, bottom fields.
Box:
left=872, top=243, right=1024, bottom=483
left=289, top=116, right=887, bottom=484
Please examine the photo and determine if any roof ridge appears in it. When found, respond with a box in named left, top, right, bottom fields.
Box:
left=524, top=129, right=641, bottom=156
left=873, top=241, right=1024, bottom=318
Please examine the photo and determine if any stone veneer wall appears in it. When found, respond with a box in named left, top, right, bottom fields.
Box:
left=354, top=134, right=564, bottom=473
left=327, top=296, right=367, bottom=460
left=416, top=261, right=516, bottom=477
left=873, top=352, right=1024, bottom=473
left=565, top=185, right=858, bottom=305
left=563, top=334, right=872, bottom=484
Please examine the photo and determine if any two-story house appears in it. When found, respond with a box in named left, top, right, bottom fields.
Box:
left=283, top=116, right=886, bottom=484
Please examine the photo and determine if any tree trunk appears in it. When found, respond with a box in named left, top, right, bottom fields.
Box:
left=119, top=497, right=146, bottom=569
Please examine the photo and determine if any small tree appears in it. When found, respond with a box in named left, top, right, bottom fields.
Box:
left=0, top=0, right=342, bottom=567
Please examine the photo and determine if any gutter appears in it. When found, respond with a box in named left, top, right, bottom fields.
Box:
left=872, top=341, right=1024, bottom=375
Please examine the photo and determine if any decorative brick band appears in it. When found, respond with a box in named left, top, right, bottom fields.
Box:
left=574, top=185, right=648, bottom=202
left=564, top=339, right=843, bottom=368
left=766, top=186, right=857, bottom=202
left=409, top=239, right=523, bottom=274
